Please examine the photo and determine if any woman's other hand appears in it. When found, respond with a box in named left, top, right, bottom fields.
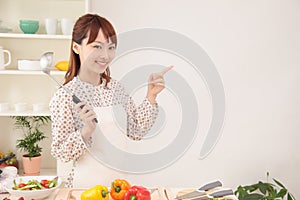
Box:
left=76, top=102, right=97, bottom=141
left=147, top=65, right=173, bottom=104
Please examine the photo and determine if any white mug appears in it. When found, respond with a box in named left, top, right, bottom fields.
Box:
left=0, top=46, right=11, bottom=70
left=14, top=102, right=28, bottom=112
left=45, top=18, right=57, bottom=35
left=61, top=18, right=73, bottom=35
left=0, top=102, right=10, bottom=112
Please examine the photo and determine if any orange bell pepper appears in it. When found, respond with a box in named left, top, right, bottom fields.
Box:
left=110, top=179, right=131, bottom=200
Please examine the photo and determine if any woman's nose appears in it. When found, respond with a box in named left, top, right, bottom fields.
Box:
left=100, top=49, right=109, bottom=60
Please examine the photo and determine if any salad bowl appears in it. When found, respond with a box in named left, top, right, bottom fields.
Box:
left=5, top=175, right=62, bottom=199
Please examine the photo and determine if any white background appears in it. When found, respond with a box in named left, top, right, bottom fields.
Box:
left=88, top=0, right=300, bottom=198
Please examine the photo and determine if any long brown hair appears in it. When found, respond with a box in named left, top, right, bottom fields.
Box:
left=64, top=13, right=117, bottom=86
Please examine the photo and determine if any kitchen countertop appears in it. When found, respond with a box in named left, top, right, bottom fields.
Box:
left=0, top=187, right=238, bottom=200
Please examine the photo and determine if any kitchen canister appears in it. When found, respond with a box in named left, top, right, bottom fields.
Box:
left=0, top=46, right=11, bottom=70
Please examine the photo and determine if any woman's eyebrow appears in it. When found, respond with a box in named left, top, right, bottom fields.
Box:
left=94, top=41, right=115, bottom=45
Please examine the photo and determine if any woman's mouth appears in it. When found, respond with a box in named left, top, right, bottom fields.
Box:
left=95, top=61, right=107, bottom=67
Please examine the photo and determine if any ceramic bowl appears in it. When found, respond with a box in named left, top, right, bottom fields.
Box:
left=5, top=175, right=62, bottom=199
left=18, top=59, right=41, bottom=71
left=0, top=166, right=18, bottom=178
left=19, top=20, right=39, bottom=34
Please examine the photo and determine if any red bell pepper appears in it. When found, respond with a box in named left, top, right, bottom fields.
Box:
left=124, top=186, right=151, bottom=200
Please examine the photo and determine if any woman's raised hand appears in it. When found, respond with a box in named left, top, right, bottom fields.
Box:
left=147, top=65, right=174, bottom=104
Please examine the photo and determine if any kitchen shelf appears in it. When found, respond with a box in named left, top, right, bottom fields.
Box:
left=0, top=110, right=50, bottom=117
left=0, top=69, right=66, bottom=76
left=0, top=0, right=86, bottom=182
left=0, top=33, right=71, bottom=40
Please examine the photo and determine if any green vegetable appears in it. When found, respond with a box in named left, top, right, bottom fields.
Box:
left=49, top=179, right=57, bottom=188
left=234, top=172, right=295, bottom=200
left=17, top=184, right=38, bottom=190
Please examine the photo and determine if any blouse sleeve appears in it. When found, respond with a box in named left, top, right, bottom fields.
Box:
left=49, top=89, right=87, bottom=162
left=114, top=81, right=159, bottom=140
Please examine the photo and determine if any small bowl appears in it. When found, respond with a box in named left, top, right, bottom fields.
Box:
left=19, top=20, right=39, bottom=34
left=18, top=59, right=41, bottom=71
left=0, top=166, right=18, bottom=178
left=5, top=176, right=62, bottom=199
left=14, top=103, right=27, bottom=112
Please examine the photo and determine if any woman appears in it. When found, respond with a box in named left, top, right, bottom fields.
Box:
left=50, top=13, right=172, bottom=188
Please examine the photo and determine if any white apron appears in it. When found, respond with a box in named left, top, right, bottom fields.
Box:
left=72, top=106, right=130, bottom=188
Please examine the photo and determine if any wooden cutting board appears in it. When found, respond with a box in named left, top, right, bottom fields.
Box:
left=55, top=187, right=174, bottom=200
left=55, top=188, right=84, bottom=200
left=176, top=189, right=200, bottom=200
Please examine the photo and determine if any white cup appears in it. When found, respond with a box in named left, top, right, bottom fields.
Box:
left=0, top=102, right=10, bottom=112
left=14, top=103, right=28, bottom=112
left=0, top=46, right=11, bottom=70
left=45, top=18, right=57, bottom=35
left=61, top=18, right=73, bottom=35
left=32, top=103, right=47, bottom=112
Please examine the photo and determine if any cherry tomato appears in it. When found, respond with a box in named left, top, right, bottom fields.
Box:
left=18, top=183, right=26, bottom=188
left=40, top=180, right=49, bottom=185
left=40, top=179, right=50, bottom=188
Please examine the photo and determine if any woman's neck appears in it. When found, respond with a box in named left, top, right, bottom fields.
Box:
left=78, top=71, right=100, bottom=86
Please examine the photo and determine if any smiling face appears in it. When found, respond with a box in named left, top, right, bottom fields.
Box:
left=64, top=14, right=117, bottom=86
left=73, top=28, right=116, bottom=84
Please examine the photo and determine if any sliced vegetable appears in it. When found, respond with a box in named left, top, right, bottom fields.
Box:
left=18, top=183, right=26, bottom=188
left=12, top=178, right=57, bottom=190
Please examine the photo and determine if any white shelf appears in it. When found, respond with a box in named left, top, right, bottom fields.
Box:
left=0, top=33, right=71, bottom=40
left=0, top=69, right=66, bottom=75
left=0, top=110, right=50, bottom=116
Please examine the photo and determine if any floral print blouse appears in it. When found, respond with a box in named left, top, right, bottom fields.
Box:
left=49, top=76, right=159, bottom=163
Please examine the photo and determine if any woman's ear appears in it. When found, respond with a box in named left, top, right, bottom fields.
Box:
left=72, top=42, right=80, bottom=54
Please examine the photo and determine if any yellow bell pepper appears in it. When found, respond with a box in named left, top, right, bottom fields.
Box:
left=81, top=185, right=109, bottom=200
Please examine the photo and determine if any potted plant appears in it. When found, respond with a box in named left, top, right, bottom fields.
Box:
left=11, top=116, right=51, bottom=175
left=235, top=172, right=295, bottom=200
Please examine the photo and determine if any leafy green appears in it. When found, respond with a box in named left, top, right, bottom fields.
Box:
left=234, top=173, right=295, bottom=200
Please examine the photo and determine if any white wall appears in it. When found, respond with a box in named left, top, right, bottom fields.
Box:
left=87, top=0, right=300, bottom=197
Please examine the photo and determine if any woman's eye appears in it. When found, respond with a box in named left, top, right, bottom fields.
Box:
left=94, top=45, right=102, bottom=49
left=109, top=46, right=115, bottom=50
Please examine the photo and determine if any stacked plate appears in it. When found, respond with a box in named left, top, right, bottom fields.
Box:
left=0, top=20, right=12, bottom=33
